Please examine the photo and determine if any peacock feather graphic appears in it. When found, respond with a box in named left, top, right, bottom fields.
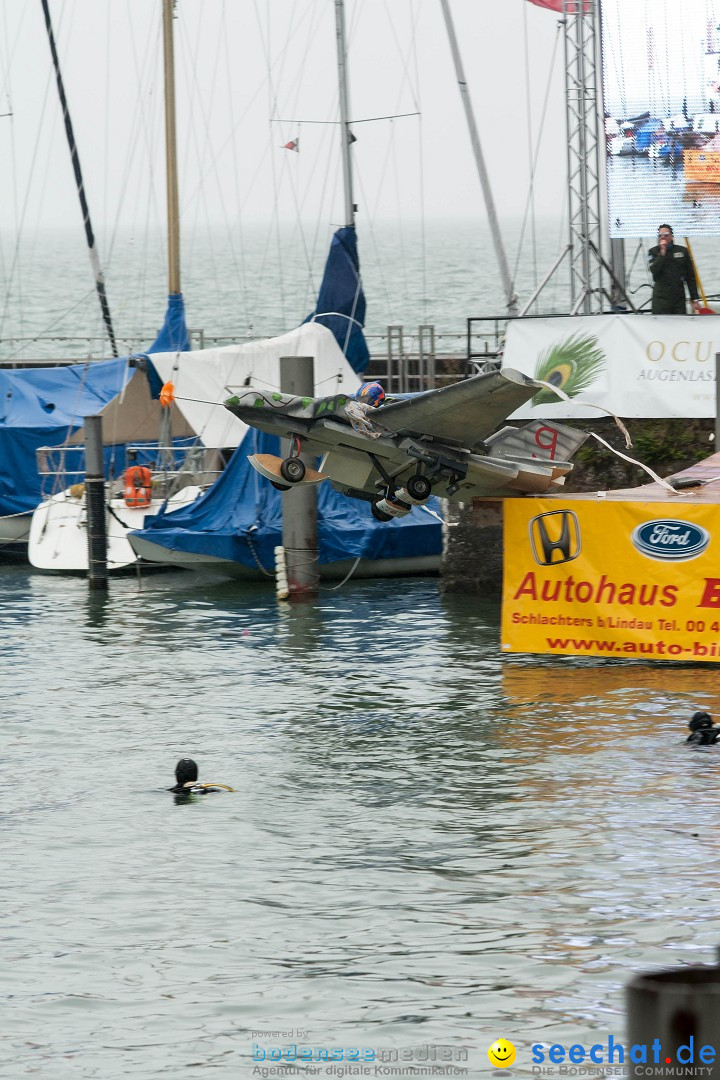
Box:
left=532, top=333, right=606, bottom=405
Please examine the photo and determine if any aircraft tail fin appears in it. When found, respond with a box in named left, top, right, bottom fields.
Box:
left=486, top=420, right=588, bottom=465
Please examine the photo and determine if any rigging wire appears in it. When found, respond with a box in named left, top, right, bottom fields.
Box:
left=223, top=0, right=251, bottom=329
left=3, top=287, right=96, bottom=362
left=350, top=0, right=425, bottom=333
left=40, top=0, right=118, bottom=355
left=177, top=7, right=225, bottom=310
left=0, top=2, right=112, bottom=354
left=0, top=1, right=57, bottom=347
left=260, top=0, right=344, bottom=330
left=270, top=0, right=332, bottom=329
left=550, top=184, right=570, bottom=314
left=112, top=7, right=167, bottom=349
left=510, top=17, right=562, bottom=306
left=0, top=0, right=22, bottom=332
left=381, top=0, right=425, bottom=324
left=523, top=0, right=538, bottom=299
left=408, top=0, right=427, bottom=327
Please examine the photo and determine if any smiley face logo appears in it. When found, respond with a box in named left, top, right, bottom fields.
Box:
left=488, top=1039, right=516, bottom=1068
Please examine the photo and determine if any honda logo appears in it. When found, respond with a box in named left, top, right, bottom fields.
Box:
left=529, top=510, right=581, bottom=565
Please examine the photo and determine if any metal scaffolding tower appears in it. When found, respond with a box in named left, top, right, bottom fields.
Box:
left=515, top=1, right=632, bottom=318
left=563, top=0, right=606, bottom=313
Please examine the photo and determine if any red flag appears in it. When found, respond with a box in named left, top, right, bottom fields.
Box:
left=282, top=139, right=299, bottom=152
left=527, top=0, right=563, bottom=9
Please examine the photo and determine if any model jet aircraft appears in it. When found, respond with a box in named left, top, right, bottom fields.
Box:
left=223, top=367, right=588, bottom=521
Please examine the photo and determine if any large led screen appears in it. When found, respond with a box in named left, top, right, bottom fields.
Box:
left=602, top=0, right=720, bottom=237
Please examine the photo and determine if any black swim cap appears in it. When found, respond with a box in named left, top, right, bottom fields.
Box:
left=689, top=712, right=713, bottom=731
left=175, top=758, right=198, bottom=785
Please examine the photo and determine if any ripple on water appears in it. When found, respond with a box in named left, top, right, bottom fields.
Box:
left=3, top=567, right=720, bottom=1076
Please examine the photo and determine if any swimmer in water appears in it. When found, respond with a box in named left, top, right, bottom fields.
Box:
left=168, top=758, right=234, bottom=795
left=686, top=712, right=720, bottom=746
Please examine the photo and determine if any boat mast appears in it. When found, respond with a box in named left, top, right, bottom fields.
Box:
left=334, top=0, right=355, bottom=228
left=162, top=0, right=181, bottom=296
left=40, top=0, right=118, bottom=355
left=158, top=0, right=181, bottom=468
left=439, top=0, right=518, bottom=317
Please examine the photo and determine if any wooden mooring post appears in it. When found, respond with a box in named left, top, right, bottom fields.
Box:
left=279, top=356, right=318, bottom=600
left=626, top=966, right=720, bottom=1078
left=84, top=415, right=108, bottom=590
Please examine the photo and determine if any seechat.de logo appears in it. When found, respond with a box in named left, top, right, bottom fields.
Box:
left=631, top=519, right=710, bottom=562
left=529, top=510, right=581, bottom=566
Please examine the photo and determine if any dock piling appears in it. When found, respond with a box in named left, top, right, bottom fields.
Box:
left=84, top=415, right=108, bottom=590
left=279, top=356, right=318, bottom=600
left=626, top=966, right=720, bottom=1078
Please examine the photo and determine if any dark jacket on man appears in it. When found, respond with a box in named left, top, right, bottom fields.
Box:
left=648, top=242, right=698, bottom=314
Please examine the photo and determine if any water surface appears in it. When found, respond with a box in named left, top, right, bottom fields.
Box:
left=3, top=566, right=720, bottom=1077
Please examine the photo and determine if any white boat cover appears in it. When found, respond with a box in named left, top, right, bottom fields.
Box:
left=146, top=323, right=362, bottom=449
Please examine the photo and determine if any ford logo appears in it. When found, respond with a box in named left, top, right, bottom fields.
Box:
left=631, top=519, right=710, bottom=561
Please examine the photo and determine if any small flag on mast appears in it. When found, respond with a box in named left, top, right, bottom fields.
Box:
left=283, top=139, right=299, bottom=152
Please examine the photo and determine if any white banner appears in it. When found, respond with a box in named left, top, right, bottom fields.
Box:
left=501, top=314, right=718, bottom=420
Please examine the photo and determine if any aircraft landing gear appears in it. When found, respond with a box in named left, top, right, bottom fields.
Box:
left=270, top=479, right=291, bottom=491
left=280, top=456, right=306, bottom=484
left=371, top=490, right=412, bottom=521
left=371, top=500, right=394, bottom=522
left=278, top=435, right=307, bottom=484
left=404, top=474, right=432, bottom=502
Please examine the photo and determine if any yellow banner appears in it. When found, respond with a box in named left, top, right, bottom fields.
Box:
left=502, top=499, right=720, bottom=662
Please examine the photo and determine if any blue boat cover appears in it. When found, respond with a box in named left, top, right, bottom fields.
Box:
left=147, top=292, right=190, bottom=354
left=0, top=293, right=191, bottom=521
left=0, top=357, right=131, bottom=517
left=304, top=227, right=369, bottom=376
left=133, top=429, right=442, bottom=570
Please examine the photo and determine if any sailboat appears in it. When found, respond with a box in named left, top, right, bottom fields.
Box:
left=25, top=0, right=216, bottom=573
left=126, top=0, right=443, bottom=580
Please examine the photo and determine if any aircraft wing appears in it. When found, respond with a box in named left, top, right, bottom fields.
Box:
left=370, top=367, right=542, bottom=448
left=224, top=377, right=589, bottom=506
left=223, top=388, right=351, bottom=441
left=223, top=367, right=543, bottom=449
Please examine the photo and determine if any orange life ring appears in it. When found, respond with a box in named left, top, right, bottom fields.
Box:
left=123, top=465, right=153, bottom=509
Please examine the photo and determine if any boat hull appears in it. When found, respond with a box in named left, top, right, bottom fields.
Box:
left=28, top=486, right=203, bottom=572
left=0, top=512, right=33, bottom=551
left=128, top=532, right=440, bottom=581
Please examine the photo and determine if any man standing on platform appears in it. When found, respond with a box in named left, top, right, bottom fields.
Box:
left=648, top=224, right=701, bottom=314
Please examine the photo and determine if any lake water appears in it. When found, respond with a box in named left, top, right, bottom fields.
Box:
left=5, top=213, right=720, bottom=1078
left=6, top=215, right=720, bottom=368
left=1, top=218, right=573, bottom=363
left=4, top=563, right=720, bottom=1078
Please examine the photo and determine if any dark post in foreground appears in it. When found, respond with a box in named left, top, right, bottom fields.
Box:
left=626, top=966, right=720, bottom=1078
left=84, top=415, right=108, bottom=590
left=279, top=356, right=319, bottom=600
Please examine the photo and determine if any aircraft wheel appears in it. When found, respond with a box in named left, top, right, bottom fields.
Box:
left=371, top=501, right=393, bottom=523
left=406, top=475, right=432, bottom=502
left=280, top=457, right=306, bottom=483
left=270, top=480, right=291, bottom=491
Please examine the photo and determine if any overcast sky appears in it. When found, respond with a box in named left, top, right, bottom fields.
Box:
left=0, top=0, right=569, bottom=242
